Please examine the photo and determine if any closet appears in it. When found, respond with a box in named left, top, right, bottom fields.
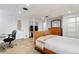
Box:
left=63, top=16, right=79, bottom=39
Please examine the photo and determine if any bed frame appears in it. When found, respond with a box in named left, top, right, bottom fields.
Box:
left=44, top=47, right=56, bottom=54
left=34, top=27, right=62, bottom=54
left=34, top=30, right=51, bottom=50
left=49, top=27, right=62, bottom=36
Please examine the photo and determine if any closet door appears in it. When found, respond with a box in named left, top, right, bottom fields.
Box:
left=63, top=18, right=76, bottom=38
left=63, top=18, right=68, bottom=36
left=67, top=18, right=76, bottom=38
left=76, top=17, right=79, bottom=38
left=63, top=16, right=79, bottom=39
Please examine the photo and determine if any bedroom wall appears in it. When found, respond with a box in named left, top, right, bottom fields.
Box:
left=38, top=21, right=43, bottom=31
left=47, top=21, right=51, bottom=28
left=0, top=9, right=30, bottom=39
left=16, top=19, right=30, bottom=39
left=0, top=10, right=17, bottom=34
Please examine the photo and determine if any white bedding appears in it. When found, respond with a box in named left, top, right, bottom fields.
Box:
left=36, top=35, right=56, bottom=50
left=45, top=36, right=79, bottom=54
left=37, top=35, right=56, bottom=42
left=36, top=40, right=44, bottom=50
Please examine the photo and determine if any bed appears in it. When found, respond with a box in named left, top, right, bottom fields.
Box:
left=34, top=27, right=62, bottom=53
left=34, top=30, right=52, bottom=53
left=34, top=27, right=79, bottom=54
left=35, top=34, right=79, bottom=54
left=45, top=36, right=79, bottom=54
left=36, top=35, right=57, bottom=51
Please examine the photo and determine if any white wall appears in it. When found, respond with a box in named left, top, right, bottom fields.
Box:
left=16, top=19, right=30, bottom=39
left=0, top=10, right=17, bottom=34
left=0, top=8, right=30, bottom=39
left=38, top=21, right=43, bottom=31
left=21, top=19, right=30, bottom=38
left=47, top=21, right=51, bottom=28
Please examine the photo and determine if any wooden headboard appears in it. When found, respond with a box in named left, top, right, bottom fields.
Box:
left=48, top=27, right=62, bottom=36
left=34, top=31, right=51, bottom=40
left=34, top=27, right=62, bottom=40
left=34, top=31, right=42, bottom=40
left=34, top=27, right=62, bottom=49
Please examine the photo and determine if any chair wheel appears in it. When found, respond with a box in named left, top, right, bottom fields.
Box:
left=11, top=47, right=13, bottom=48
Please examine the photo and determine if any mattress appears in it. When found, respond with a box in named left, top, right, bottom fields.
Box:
left=36, top=40, right=45, bottom=50
left=36, top=35, right=56, bottom=50
left=45, top=36, right=79, bottom=54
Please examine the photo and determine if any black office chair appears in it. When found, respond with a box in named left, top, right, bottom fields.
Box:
left=3, top=30, right=16, bottom=48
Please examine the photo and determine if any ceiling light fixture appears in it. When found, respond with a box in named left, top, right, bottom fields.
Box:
left=68, top=11, right=71, bottom=13
left=18, top=11, right=21, bottom=14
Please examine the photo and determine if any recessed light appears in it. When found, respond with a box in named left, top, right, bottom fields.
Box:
left=18, top=11, right=21, bottom=14
left=26, top=4, right=30, bottom=6
left=68, top=11, right=71, bottom=13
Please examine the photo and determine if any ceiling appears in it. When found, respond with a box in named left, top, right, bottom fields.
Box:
left=0, top=4, right=79, bottom=21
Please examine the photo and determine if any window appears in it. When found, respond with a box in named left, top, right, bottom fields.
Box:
left=51, top=19, right=61, bottom=27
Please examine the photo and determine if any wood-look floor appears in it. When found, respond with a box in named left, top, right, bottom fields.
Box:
left=0, top=38, right=41, bottom=54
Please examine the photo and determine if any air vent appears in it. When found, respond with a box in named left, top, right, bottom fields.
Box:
left=23, top=8, right=28, bottom=10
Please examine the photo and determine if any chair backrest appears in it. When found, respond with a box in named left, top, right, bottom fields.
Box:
left=12, top=30, right=16, bottom=39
